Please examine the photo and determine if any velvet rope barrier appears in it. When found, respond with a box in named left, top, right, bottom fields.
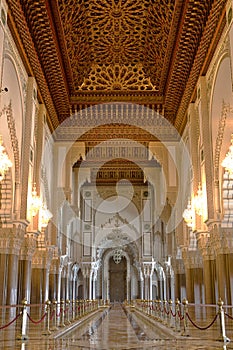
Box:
left=225, top=312, right=233, bottom=321
left=50, top=309, right=55, bottom=321
left=0, top=312, right=22, bottom=330
left=178, top=311, right=184, bottom=320
left=170, top=310, right=176, bottom=317
left=27, top=312, right=47, bottom=324
left=186, top=312, right=218, bottom=330
left=163, top=306, right=170, bottom=315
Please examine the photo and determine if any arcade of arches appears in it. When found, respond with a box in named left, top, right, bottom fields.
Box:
left=1, top=0, right=233, bottom=312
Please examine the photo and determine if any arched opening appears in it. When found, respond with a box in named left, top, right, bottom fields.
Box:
left=109, top=255, right=127, bottom=302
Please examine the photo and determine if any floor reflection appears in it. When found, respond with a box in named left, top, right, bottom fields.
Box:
left=0, top=303, right=233, bottom=350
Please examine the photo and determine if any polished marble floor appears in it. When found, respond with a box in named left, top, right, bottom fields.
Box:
left=0, top=303, right=232, bottom=349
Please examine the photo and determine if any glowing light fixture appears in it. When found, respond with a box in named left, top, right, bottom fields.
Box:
left=40, top=204, right=53, bottom=228
left=30, top=183, right=42, bottom=217
left=0, top=135, right=12, bottom=181
left=183, top=199, right=193, bottom=228
left=221, top=134, right=233, bottom=174
left=194, top=183, right=204, bottom=216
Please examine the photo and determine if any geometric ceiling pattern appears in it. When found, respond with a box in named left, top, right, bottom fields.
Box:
left=7, top=0, right=227, bottom=133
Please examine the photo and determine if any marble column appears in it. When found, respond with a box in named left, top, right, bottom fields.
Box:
left=82, top=264, right=91, bottom=300
left=216, top=253, right=229, bottom=304
left=61, top=273, right=67, bottom=300
left=48, top=258, right=59, bottom=301
left=166, top=274, right=171, bottom=301
left=143, top=262, right=154, bottom=300
left=91, top=263, right=98, bottom=300
left=174, top=272, right=186, bottom=300
left=71, top=263, right=79, bottom=300
left=31, top=247, right=54, bottom=304
left=202, top=258, right=216, bottom=304
left=182, top=248, right=203, bottom=303
left=18, top=231, right=38, bottom=303
left=0, top=222, right=26, bottom=305
left=212, top=228, right=233, bottom=305
left=196, top=231, right=218, bottom=304
left=227, top=253, right=233, bottom=305
left=140, top=278, right=144, bottom=300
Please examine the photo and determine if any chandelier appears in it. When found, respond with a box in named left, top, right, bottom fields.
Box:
left=40, top=204, right=53, bottom=228
left=193, top=183, right=204, bottom=216
left=183, top=199, right=193, bottom=228
left=221, top=134, right=233, bottom=174
left=0, top=135, right=12, bottom=181
left=113, top=248, right=123, bottom=264
left=29, top=183, right=43, bottom=217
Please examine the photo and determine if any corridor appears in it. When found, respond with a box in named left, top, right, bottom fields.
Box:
left=0, top=303, right=231, bottom=350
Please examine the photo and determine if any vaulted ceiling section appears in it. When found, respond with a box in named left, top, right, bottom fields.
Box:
left=7, top=0, right=227, bottom=133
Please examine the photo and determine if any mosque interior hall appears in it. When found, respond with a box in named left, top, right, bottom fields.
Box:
left=1, top=0, right=233, bottom=349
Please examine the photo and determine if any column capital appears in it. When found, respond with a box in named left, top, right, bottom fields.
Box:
left=142, top=260, right=155, bottom=278
left=32, top=246, right=55, bottom=269
left=20, top=231, right=39, bottom=260
left=215, top=228, right=233, bottom=254
left=196, top=230, right=215, bottom=260
left=0, top=219, right=28, bottom=255
left=182, top=247, right=203, bottom=269
left=173, top=259, right=185, bottom=274
left=81, top=262, right=92, bottom=278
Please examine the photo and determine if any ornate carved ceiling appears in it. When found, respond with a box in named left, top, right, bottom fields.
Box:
left=7, top=0, right=227, bottom=133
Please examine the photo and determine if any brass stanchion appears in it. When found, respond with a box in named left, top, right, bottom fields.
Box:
left=169, top=299, right=174, bottom=328
left=217, top=298, right=230, bottom=342
left=17, top=298, right=28, bottom=340
left=75, top=299, right=79, bottom=319
left=175, top=298, right=181, bottom=332
left=65, top=299, right=71, bottom=324
left=51, top=299, right=58, bottom=331
left=60, top=299, right=65, bottom=327
left=72, top=299, right=75, bottom=321
left=42, top=300, right=52, bottom=335
left=163, top=300, right=168, bottom=325
left=181, top=298, right=189, bottom=336
left=159, top=299, right=163, bottom=322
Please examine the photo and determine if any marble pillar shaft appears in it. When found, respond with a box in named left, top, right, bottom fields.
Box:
left=31, top=268, right=48, bottom=304
left=203, top=259, right=215, bottom=304
left=18, top=259, right=32, bottom=303
left=185, top=267, right=203, bottom=304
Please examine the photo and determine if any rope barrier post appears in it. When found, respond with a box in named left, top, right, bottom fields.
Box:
left=217, top=298, right=230, bottom=343
left=60, top=299, right=65, bottom=327
left=155, top=300, right=159, bottom=320
left=163, top=300, right=167, bottom=325
left=42, top=300, right=52, bottom=335
left=65, top=299, right=71, bottom=325
left=75, top=299, right=79, bottom=319
left=152, top=300, right=155, bottom=318
left=17, top=298, right=28, bottom=340
left=181, top=298, right=189, bottom=337
left=51, top=299, right=58, bottom=331
left=159, top=299, right=163, bottom=322
left=79, top=299, right=82, bottom=317
left=72, top=299, right=75, bottom=321
left=175, top=298, right=181, bottom=332
left=169, top=299, right=174, bottom=328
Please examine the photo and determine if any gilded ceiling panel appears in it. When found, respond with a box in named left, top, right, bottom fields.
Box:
left=58, top=0, right=175, bottom=92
